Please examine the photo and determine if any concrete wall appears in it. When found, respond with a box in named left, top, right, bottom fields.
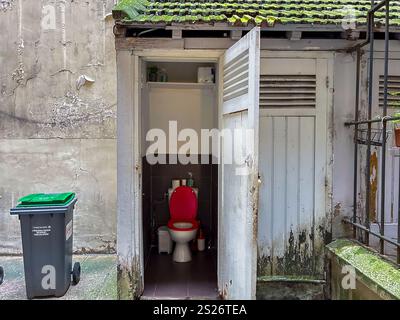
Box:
left=327, top=239, right=400, bottom=300
left=331, top=52, right=358, bottom=239
left=0, top=0, right=117, bottom=254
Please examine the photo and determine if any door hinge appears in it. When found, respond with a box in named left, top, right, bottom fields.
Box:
left=325, top=76, right=330, bottom=88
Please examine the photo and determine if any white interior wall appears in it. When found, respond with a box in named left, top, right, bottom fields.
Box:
left=143, top=85, right=217, bottom=155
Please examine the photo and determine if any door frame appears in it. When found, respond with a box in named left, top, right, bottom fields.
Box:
left=117, top=49, right=234, bottom=299
left=116, top=48, right=333, bottom=299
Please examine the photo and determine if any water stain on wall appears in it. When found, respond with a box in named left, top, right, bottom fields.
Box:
left=370, top=151, right=378, bottom=222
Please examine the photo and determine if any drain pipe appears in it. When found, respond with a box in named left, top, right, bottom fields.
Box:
left=137, top=28, right=160, bottom=37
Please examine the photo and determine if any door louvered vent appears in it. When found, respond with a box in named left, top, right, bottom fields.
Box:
left=379, top=75, right=400, bottom=107
left=223, top=49, right=249, bottom=102
left=260, top=75, right=316, bottom=108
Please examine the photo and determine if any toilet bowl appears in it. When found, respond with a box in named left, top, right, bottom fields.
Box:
left=167, top=186, right=199, bottom=263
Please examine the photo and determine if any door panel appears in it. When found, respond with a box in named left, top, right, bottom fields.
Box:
left=258, top=58, right=329, bottom=278
left=218, top=27, right=260, bottom=300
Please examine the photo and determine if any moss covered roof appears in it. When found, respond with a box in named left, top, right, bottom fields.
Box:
left=112, top=0, right=400, bottom=27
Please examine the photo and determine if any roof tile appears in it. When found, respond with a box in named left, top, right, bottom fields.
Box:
left=112, top=0, right=400, bottom=27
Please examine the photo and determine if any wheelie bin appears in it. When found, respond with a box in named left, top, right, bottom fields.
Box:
left=10, top=192, right=80, bottom=299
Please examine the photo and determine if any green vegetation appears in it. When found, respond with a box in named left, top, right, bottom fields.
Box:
left=112, top=0, right=400, bottom=26
left=327, top=239, right=400, bottom=299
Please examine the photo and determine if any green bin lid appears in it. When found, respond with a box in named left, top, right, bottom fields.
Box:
left=17, top=192, right=75, bottom=207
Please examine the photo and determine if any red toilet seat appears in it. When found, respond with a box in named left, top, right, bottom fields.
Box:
left=168, top=186, right=199, bottom=231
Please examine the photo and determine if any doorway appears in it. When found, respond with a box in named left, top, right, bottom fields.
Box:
left=139, top=60, right=219, bottom=299
left=116, top=27, right=261, bottom=300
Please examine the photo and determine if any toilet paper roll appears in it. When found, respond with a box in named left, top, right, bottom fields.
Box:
left=172, top=179, right=180, bottom=189
left=198, top=238, right=205, bottom=252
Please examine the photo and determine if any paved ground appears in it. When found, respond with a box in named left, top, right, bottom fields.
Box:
left=0, top=254, right=117, bottom=300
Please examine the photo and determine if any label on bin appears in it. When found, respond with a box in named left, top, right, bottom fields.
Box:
left=66, top=220, right=72, bottom=241
left=32, top=225, right=51, bottom=237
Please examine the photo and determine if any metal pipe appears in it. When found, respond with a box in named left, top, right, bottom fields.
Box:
left=379, top=0, right=390, bottom=255
left=353, top=49, right=361, bottom=239
left=345, top=116, right=400, bottom=126
left=343, top=219, right=400, bottom=248
left=370, top=0, right=388, bottom=14
left=352, top=13, right=371, bottom=50
left=350, top=0, right=387, bottom=51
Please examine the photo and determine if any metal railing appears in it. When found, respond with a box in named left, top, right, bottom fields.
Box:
left=344, top=0, right=400, bottom=264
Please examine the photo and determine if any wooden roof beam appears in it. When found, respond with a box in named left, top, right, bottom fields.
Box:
left=286, top=31, right=302, bottom=41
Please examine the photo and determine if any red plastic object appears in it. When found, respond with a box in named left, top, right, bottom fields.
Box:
left=169, top=186, right=198, bottom=221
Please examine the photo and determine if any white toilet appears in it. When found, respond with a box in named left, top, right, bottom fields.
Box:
left=167, top=186, right=199, bottom=263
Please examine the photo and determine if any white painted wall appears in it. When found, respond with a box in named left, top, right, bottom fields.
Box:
left=143, top=85, right=217, bottom=154
left=331, top=52, right=358, bottom=238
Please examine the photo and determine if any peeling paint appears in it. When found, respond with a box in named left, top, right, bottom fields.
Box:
left=258, top=219, right=331, bottom=279
left=35, top=91, right=116, bottom=133
left=0, top=0, right=14, bottom=11
left=74, top=239, right=116, bottom=255
left=11, top=63, right=24, bottom=85
left=334, top=202, right=342, bottom=217
left=369, top=151, right=378, bottom=222
left=117, top=258, right=142, bottom=300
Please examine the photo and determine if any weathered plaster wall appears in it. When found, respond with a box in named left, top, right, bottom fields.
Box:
left=331, top=52, right=358, bottom=239
left=327, top=239, right=400, bottom=300
left=0, top=0, right=117, bottom=254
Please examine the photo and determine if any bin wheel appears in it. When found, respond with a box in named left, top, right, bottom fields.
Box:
left=72, top=262, right=81, bottom=285
left=0, top=266, right=4, bottom=285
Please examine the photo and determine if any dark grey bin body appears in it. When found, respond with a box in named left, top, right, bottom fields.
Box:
left=10, top=198, right=77, bottom=299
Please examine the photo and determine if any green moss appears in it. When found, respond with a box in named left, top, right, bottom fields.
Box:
left=258, top=275, right=325, bottom=283
left=112, top=0, right=400, bottom=27
left=327, top=239, right=400, bottom=299
left=113, top=0, right=149, bottom=20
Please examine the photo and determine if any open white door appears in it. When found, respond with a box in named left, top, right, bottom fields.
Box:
left=218, top=27, right=260, bottom=300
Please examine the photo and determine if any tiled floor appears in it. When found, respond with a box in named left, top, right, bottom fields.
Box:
left=142, top=248, right=218, bottom=300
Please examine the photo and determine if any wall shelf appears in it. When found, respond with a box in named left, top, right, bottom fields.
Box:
left=146, top=81, right=215, bottom=90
